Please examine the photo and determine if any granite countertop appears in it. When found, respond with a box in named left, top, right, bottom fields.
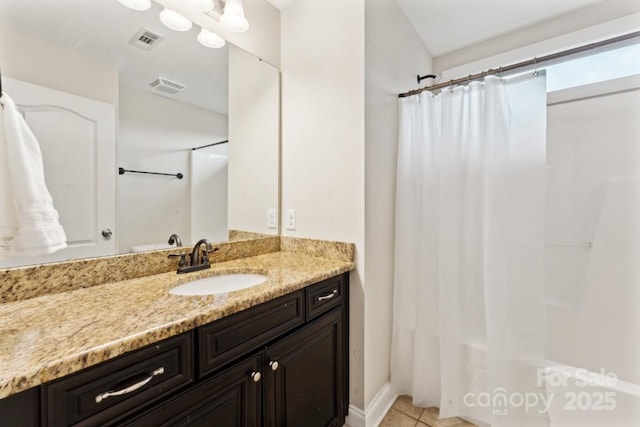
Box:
left=0, top=251, right=354, bottom=399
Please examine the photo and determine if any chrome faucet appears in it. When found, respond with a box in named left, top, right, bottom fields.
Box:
left=168, top=233, right=182, bottom=247
left=168, top=238, right=218, bottom=274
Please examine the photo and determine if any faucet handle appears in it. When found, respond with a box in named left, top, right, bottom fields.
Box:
left=168, top=252, right=188, bottom=268
left=199, top=246, right=220, bottom=265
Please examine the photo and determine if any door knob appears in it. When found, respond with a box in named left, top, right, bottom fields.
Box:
left=251, top=371, right=261, bottom=382
left=269, top=360, right=279, bottom=371
left=102, top=229, right=113, bottom=239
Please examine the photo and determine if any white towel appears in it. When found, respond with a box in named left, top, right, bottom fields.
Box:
left=0, top=92, right=67, bottom=257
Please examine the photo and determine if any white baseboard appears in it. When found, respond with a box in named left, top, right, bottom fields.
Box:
left=346, top=405, right=365, bottom=427
left=345, top=382, right=397, bottom=427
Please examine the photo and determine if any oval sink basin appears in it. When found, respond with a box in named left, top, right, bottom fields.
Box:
left=170, top=274, right=268, bottom=296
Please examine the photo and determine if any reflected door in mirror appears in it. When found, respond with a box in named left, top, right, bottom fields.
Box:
left=0, top=78, right=116, bottom=268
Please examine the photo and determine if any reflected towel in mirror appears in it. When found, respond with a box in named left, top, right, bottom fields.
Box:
left=0, top=92, right=67, bottom=257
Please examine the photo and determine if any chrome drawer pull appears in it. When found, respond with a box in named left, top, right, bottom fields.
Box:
left=95, top=367, right=165, bottom=403
left=317, top=289, right=338, bottom=301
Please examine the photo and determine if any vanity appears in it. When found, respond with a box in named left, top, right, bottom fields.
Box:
left=0, top=238, right=354, bottom=427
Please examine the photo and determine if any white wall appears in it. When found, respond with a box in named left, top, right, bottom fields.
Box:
left=280, top=0, right=366, bottom=409
left=0, top=26, right=118, bottom=105
left=364, top=0, right=433, bottom=410
left=117, top=85, right=228, bottom=252
left=228, top=45, right=279, bottom=236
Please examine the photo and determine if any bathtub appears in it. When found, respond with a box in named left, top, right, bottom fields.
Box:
left=457, top=343, right=640, bottom=427
left=544, top=363, right=640, bottom=427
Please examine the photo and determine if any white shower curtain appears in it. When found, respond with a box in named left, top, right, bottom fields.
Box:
left=392, top=73, right=548, bottom=427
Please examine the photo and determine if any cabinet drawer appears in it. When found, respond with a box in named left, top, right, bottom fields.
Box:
left=199, top=290, right=304, bottom=377
left=305, top=275, right=345, bottom=321
left=122, top=354, right=261, bottom=427
left=43, top=332, right=193, bottom=427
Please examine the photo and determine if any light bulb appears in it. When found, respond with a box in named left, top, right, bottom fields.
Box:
left=220, top=0, right=249, bottom=33
left=117, top=0, right=151, bottom=11
left=185, top=0, right=215, bottom=12
left=159, top=8, right=193, bottom=32
left=197, top=28, right=226, bottom=49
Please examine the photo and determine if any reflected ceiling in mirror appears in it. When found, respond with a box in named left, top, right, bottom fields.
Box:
left=0, top=0, right=280, bottom=269
left=0, top=0, right=228, bottom=112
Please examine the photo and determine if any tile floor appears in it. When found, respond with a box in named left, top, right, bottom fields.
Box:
left=379, top=395, right=478, bottom=427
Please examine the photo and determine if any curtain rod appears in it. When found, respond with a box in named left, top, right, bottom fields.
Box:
left=399, top=30, right=640, bottom=98
left=118, top=167, right=183, bottom=180
left=192, top=140, right=228, bottom=151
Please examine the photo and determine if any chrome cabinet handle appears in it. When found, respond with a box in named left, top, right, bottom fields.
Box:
left=95, top=367, right=165, bottom=403
left=269, top=360, right=279, bottom=371
left=251, top=371, right=262, bottom=382
left=317, top=289, right=338, bottom=301
left=101, top=228, right=113, bottom=239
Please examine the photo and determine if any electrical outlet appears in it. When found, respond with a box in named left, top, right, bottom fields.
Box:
left=286, top=209, right=296, bottom=230
left=267, top=209, right=277, bottom=229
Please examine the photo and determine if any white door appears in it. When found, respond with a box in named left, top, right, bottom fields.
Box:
left=0, top=77, right=116, bottom=267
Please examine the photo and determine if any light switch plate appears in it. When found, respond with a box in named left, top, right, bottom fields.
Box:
left=267, top=209, right=277, bottom=229
left=286, top=209, right=296, bottom=230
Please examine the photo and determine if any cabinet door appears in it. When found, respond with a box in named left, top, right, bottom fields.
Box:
left=123, top=355, right=261, bottom=427
left=264, top=307, right=345, bottom=427
left=0, top=388, right=39, bottom=427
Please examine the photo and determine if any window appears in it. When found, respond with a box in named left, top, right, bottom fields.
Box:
left=545, top=41, right=640, bottom=92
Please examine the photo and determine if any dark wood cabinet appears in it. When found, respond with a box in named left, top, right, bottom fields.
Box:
left=198, top=290, right=304, bottom=377
left=304, top=274, right=345, bottom=321
left=0, top=273, right=349, bottom=427
left=43, top=332, right=194, bottom=427
left=123, top=355, right=261, bottom=427
left=0, top=388, right=40, bottom=427
left=264, top=307, right=344, bottom=427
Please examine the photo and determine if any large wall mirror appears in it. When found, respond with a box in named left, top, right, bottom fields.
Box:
left=0, top=0, right=280, bottom=268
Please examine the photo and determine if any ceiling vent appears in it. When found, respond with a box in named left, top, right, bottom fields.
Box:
left=129, top=28, right=164, bottom=51
left=149, top=77, right=187, bottom=95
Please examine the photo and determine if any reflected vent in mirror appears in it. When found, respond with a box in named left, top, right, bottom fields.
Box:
left=129, top=28, right=164, bottom=51
left=149, top=77, right=186, bottom=95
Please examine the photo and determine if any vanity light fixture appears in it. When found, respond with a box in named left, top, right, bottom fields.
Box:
left=117, top=0, right=228, bottom=49
left=159, top=8, right=193, bottom=31
left=220, top=0, right=249, bottom=32
left=197, top=28, right=226, bottom=48
left=117, top=0, right=151, bottom=11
